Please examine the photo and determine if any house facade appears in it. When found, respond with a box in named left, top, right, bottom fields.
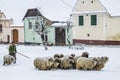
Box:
left=50, top=22, right=72, bottom=46
left=0, top=11, right=24, bottom=43
left=23, top=8, right=72, bottom=46
left=23, top=8, right=53, bottom=45
left=71, top=0, right=120, bottom=45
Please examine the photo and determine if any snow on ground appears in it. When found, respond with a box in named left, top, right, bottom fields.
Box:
left=0, top=44, right=120, bottom=80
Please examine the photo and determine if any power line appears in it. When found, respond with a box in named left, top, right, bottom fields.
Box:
left=60, top=0, right=73, bottom=8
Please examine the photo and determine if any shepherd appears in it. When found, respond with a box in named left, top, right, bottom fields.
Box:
left=9, top=41, right=17, bottom=63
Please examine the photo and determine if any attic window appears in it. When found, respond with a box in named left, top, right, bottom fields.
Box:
left=87, top=33, right=90, bottom=37
left=91, top=1, right=93, bottom=3
left=82, top=1, right=84, bottom=4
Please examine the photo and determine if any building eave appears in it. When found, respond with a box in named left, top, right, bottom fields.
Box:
left=71, top=11, right=108, bottom=15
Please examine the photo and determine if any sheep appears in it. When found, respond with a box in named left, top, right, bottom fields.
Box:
left=76, top=57, right=97, bottom=70
left=59, top=57, right=74, bottom=69
left=33, top=57, right=54, bottom=70
left=51, top=58, right=61, bottom=69
left=3, top=55, right=15, bottom=65
left=92, top=56, right=109, bottom=70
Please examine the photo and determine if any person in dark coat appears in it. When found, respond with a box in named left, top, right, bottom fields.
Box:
left=9, top=41, right=17, bottom=63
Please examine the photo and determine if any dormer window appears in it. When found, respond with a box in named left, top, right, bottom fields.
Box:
left=91, top=1, right=93, bottom=3
left=83, top=1, right=85, bottom=4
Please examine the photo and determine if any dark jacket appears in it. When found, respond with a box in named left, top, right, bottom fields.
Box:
left=9, top=45, right=17, bottom=55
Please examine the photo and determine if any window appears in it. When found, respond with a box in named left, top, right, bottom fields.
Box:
left=91, top=15, right=97, bottom=25
left=79, top=16, right=84, bottom=26
left=91, top=1, right=93, bottom=3
left=0, top=24, right=2, bottom=32
left=29, top=22, right=32, bottom=29
left=82, top=1, right=84, bottom=4
left=87, top=33, right=90, bottom=37
left=35, top=22, right=39, bottom=29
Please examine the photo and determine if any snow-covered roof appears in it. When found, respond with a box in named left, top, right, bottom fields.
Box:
left=71, top=11, right=107, bottom=15
left=51, top=23, right=67, bottom=27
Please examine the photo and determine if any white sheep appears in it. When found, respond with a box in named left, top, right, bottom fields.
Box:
left=76, top=57, right=97, bottom=70
left=33, top=57, right=54, bottom=70
left=59, top=57, right=73, bottom=69
left=51, top=58, right=61, bottom=69
left=3, top=55, right=15, bottom=65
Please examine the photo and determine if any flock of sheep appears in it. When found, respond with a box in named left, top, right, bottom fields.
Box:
left=34, top=52, right=109, bottom=70
left=3, top=51, right=109, bottom=71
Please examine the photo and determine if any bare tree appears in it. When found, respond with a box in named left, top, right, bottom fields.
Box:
left=33, top=16, right=48, bottom=50
left=66, top=20, right=72, bottom=48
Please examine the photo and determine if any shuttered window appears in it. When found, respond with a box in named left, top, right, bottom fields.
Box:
left=79, top=16, right=84, bottom=26
left=91, top=15, right=97, bottom=25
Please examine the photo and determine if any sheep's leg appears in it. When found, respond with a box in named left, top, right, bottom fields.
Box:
left=3, top=61, right=6, bottom=65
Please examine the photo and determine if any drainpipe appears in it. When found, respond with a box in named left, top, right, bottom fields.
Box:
left=103, top=13, right=106, bottom=40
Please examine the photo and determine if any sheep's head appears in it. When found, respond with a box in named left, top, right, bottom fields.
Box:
left=82, top=52, right=89, bottom=58
left=59, top=54, right=64, bottom=58
left=101, top=56, right=109, bottom=63
left=10, top=56, right=15, bottom=63
left=54, top=54, right=60, bottom=58
left=70, top=53, right=75, bottom=57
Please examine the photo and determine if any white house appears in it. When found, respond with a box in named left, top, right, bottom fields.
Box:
left=71, top=0, right=120, bottom=45
left=0, top=10, right=24, bottom=43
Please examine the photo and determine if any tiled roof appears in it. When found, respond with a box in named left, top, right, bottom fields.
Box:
left=23, top=8, right=42, bottom=20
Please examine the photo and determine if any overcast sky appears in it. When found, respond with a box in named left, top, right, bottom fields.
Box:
left=0, top=0, right=77, bottom=25
left=0, top=0, right=120, bottom=25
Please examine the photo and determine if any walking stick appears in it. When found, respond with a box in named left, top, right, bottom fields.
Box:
left=17, top=52, right=30, bottom=59
left=6, top=47, right=30, bottom=59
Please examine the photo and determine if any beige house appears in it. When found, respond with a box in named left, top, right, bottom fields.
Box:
left=71, top=0, right=120, bottom=45
left=0, top=11, right=24, bottom=43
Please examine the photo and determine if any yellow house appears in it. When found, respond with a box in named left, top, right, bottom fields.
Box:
left=71, top=0, right=120, bottom=45
left=0, top=10, right=24, bottom=43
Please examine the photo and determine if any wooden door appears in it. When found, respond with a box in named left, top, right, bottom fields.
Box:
left=12, top=29, right=18, bottom=43
left=55, top=27, right=65, bottom=46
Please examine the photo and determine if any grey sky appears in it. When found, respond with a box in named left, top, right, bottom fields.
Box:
left=0, top=0, right=77, bottom=25
left=0, top=0, right=120, bottom=25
